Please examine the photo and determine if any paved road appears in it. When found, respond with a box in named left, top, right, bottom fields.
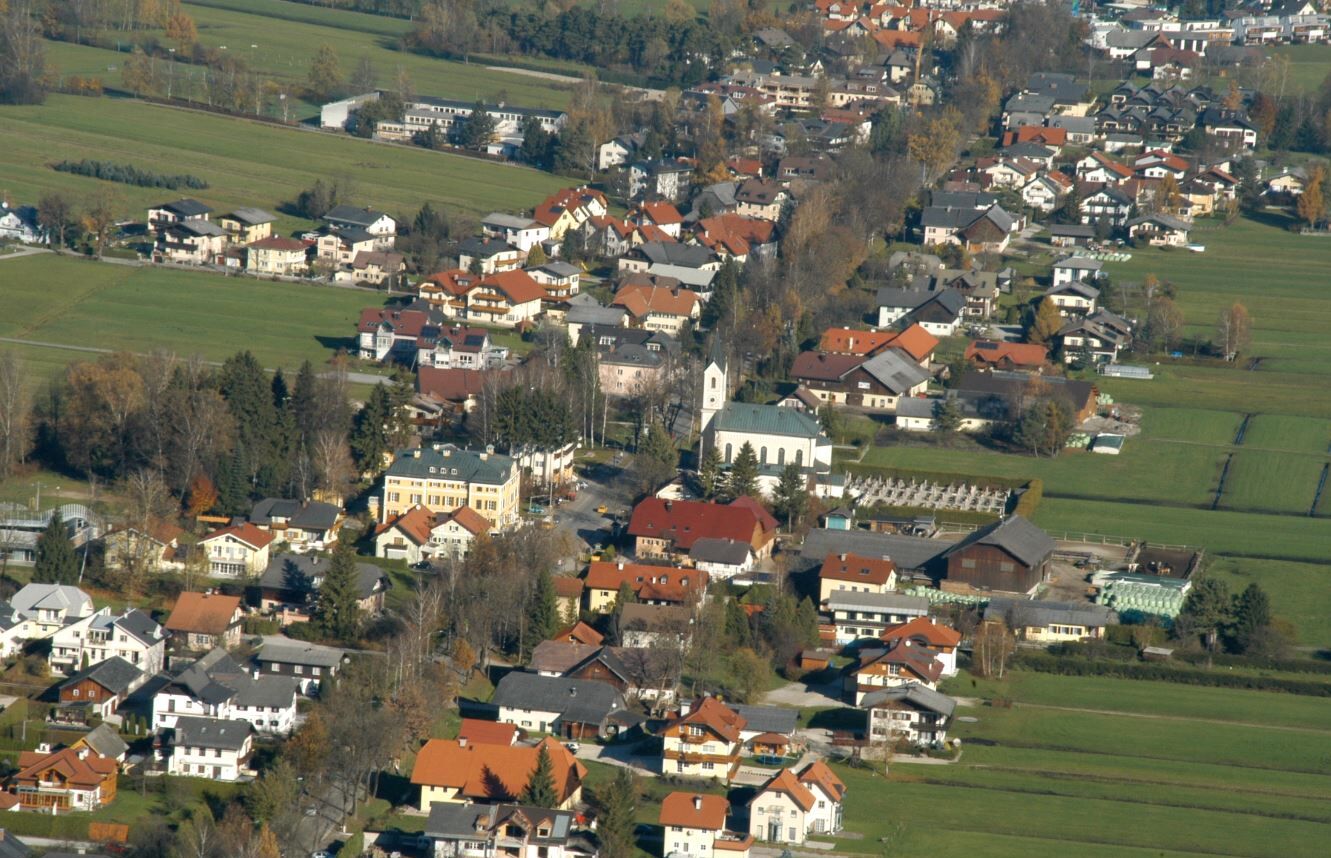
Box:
left=0, top=246, right=50, bottom=261
left=551, top=454, right=638, bottom=549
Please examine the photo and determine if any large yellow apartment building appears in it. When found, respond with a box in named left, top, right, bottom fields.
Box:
left=380, top=444, right=520, bottom=529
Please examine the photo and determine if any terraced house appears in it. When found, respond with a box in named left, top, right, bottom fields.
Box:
left=379, top=444, right=521, bottom=529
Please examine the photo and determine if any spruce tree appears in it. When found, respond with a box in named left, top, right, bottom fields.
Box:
left=1230, top=582, right=1272, bottom=654
left=698, top=446, right=723, bottom=500
left=34, top=510, right=78, bottom=584
left=219, top=351, right=281, bottom=486
left=214, top=451, right=250, bottom=516
left=596, top=767, right=638, bottom=858
left=726, top=442, right=760, bottom=500
left=771, top=462, right=807, bottom=528
left=350, top=384, right=392, bottom=474
left=526, top=569, right=560, bottom=659
left=315, top=538, right=363, bottom=643
left=521, top=743, right=559, bottom=807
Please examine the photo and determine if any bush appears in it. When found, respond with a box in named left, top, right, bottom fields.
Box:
left=52, top=159, right=209, bottom=190
left=1013, top=478, right=1043, bottom=517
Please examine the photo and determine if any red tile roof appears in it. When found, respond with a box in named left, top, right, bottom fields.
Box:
left=880, top=617, right=961, bottom=651
left=482, top=270, right=548, bottom=305
left=628, top=498, right=776, bottom=552
left=791, top=351, right=863, bottom=383
left=819, top=552, right=897, bottom=586
left=553, top=576, right=585, bottom=599
left=611, top=284, right=701, bottom=319
left=636, top=201, right=684, bottom=226
left=15, top=746, right=116, bottom=791
left=818, top=324, right=938, bottom=362
left=165, top=592, right=242, bottom=636
left=757, top=768, right=815, bottom=811
left=964, top=340, right=1049, bottom=369
left=411, top=737, right=585, bottom=803
left=659, top=792, right=728, bottom=830
left=584, top=561, right=707, bottom=603
left=201, top=522, right=273, bottom=550
left=457, top=718, right=518, bottom=746
left=668, top=696, right=745, bottom=744
left=555, top=621, right=604, bottom=646
left=417, top=367, right=490, bottom=403
left=797, top=760, right=846, bottom=801
left=1001, top=126, right=1067, bottom=148
left=535, top=187, right=608, bottom=227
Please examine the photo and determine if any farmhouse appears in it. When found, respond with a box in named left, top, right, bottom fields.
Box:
left=964, top=340, right=1049, bottom=371
left=985, top=598, right=1118, bottom=642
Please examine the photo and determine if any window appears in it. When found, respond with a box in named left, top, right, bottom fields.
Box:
left=760, top=447, right=768, bottom=464
left=778, top=448, right=785, bottom=465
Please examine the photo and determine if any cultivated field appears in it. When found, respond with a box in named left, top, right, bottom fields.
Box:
left=0, top=95, right=567, bottom=228
left=826, top=671, right=1331, bottom=857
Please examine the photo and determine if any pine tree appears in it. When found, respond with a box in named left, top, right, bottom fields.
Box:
left=771, top=462, right=807, bottom=528
left=34, top=510, right=79, bottom=584
left=214, top=450, right=250, bottom=516
left=526, top=569, right=560, bottom=660
left=932, top=396, right=963, bottom=433
left=315, top=538, right=363, bottom=642
left=350, top=384, right=392, bottom=474
left=723, top=597, right=751, bottom=647
left=220, top=351, right=281, bottom=488
left=1230, top=582, right=1271, bottom=654
left=796, top=597, right=820, bottom=647
left=596, top=767, right=638, bottom=858
left=701, top=258, right=739, bottom=331
left=725, top=442, right=760, bottom=500
left=291, top=360, right=320, bottom=444
left=521, top=743, right=559, bottom=807
left=698, top=446, right=723, bottom=500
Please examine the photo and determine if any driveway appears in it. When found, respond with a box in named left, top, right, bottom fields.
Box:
left=573, top=742, right=658, bottom=776
left=762, top=680, right=843, bottom=709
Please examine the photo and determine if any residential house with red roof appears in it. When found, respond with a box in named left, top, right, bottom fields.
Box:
left=414, top=367, right=493, bottom=426
left=372, top=503, right=493, bottom=564
left=628, top=497, right=778, bottom=561
left=102, top=520, right=185, bottom=574
left=583, top=561, right=709, bottom=613
left=164, top=592, right=244, bottom=651
left=661, top=697, right=746, bottom=781
left=790, top=349, right=930, bottom=411
left=611, top=280, right=702, bottom=337
left=661, top=792, right=753, bottom=858
left=844, top=639, right=945, bottom=704
left=534, top=187, right=609, bottom=240
left=817, top=552, right=898, bottom=606
left=8, top=745, right=118, bottom=812
left=456, top=718, right=518, bottom=746
left=818, top=324, right=938, bottom=366
left=963, top=340, right=1050, bottom=371
left=630, top=201, right=685, bottom=239
left=880, top=618, right=962, bottom=677
left=411, top=737, right=586, bottom=813
left=747, top=762, right=846, bottom=844
left=199, top=523, right=273, bottom=578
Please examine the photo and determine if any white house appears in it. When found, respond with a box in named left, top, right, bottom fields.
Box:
left=862, top=683, right=956, bottom=746
left=372, top=504, right=493, bottom=563
left=1051, top=256, right=1105, bottom=287
left=748, top=763, right=846, bottom=845
left=152, top=649, right=300, bottom=736
left=47, top=607, right=166, bottom=677
left=165, top=716, right=253, bottom=781
left=688, top=538, right=754, bottom=581
left=481, top=213, right=551, bottom=253
left=199, top=522, right=274, bottom=578
left=0, top=203, right=44, bottom=243
left=660, top=792, right=751, bottom=858
left=827, top=591, right=929, bottom=644
left=9, top=583, right=94, bottom=638
left=1045, top=280, right=1101, bottom=317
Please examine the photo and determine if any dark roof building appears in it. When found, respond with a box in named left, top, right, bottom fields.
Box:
left=941, top=515, right=1056, bottom=593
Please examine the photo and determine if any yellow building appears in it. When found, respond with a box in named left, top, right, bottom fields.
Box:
left=380, top=444, right=520, bottom=530
left=218, top=207, right=276, bottom=245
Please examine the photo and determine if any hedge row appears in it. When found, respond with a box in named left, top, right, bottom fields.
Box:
left=53, top=159, right=209, bottom=190
left=1013, top=478, right=1043, bottom=518
left=0, top=810, right=98, bottom=840
left=1058, top=636, right=1331, bottom=676
left=843, top=463, right=1028, bottom=491
left=1171, top=649, right=1331, bottom=676
left=1015, top=652, right=1331, bottom=696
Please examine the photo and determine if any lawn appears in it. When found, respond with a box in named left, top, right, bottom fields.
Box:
left=0, top=253, right=379, bottom=370
left=0, top=94, right=567, bottom=228
left=819, top=673, right=1331, bottom=857
left=1218, top=449, right=1327, bottom=516
left=1269, top=44, right=1331, bottom=95
left=1242, top=414, right=1331, bottom=455
left=1142, top=405, right=1243, bottom=446
left=1206, top=556, right=1331, bottom=650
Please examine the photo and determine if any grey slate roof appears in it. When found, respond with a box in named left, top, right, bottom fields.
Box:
left=799, top=528, right=954, bottom=573
left=732, top=704, right=798, bottom=736
left=173, top=715, right=252, bottom=751
left=158, top=198, right=212, bottom=217
left=636, top=241, right=716, bottom=269
left=324, top=205, right=388, bottom=228
left=943, top=515, right=1055, bottom=568
left=79, top=722, right=129, bottom=760
left=567, top=304, right=628, bottom=328
left=250, top=498, right=341, bottom=530
left=826, top=591, right=929, bottom=615
left=0, top=832, right=32, bottom=858
left=860, top=682, right=956, bottom=717
left=860, top=349, right=930, bottom=395
left=259, top=553, right=387, bottom=601
left=167, top=648, right=299, bottom=710
left=875, top=287, right=932, bottom=310
left=712, top=402, right=823, bottom=439
left=985, top=597, right=1116, bottom=629
left=386, top=444, right=514, bottom=485
left=108, top=608, right=165, bottom=645
left=689, top=537, right=752, bottom=566
left=59, top=656, right=143, bottom=697
left=11, top=584, right=93, bottom=617
left=256, top=638, right=344, bottom=670
left=1047, top=280, right=1101, bottom=300
left=1053, top=256, right=1104, bottom=272
left=490, top=672, right=626, bottom=726
left=226, top=207, right=276, bottom=225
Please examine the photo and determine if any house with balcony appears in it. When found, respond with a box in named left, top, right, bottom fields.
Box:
left=844, top=639, right=945, bottom=704
left=151, top=648, right=300, bottom=735
left=412, top=737, right=586, bottom=812
left=163, top=716, right=253, bottom=782
left=373, top=504, right=493, bottom=563
left=8, top=745, right=117, bottom=812
left=747, top=763, right=846, bottom=845
left=661, top=697, right=745, bottom=781
left=249, top=498, right=344, bottom=551
left=861, top=683, right=956, bottom=746
left=424, top=803, right=594, bottom=858
left=47, top=608, right=165, bottom=677
left=826, top=591, right=929, bottom=644
left=200, top=522, right=274, bottom=578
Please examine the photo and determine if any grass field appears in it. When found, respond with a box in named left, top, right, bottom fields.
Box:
left=820, top=671, right=1331, bottom=857
left=1219, top=449, right=1326, bottom=515
left=0, top=94, right=567, bottom=228
left=0, top=253, right=379, bottom=371
left=1269, top=44, right=1331, bottom=95
left=1242, top=414, right=1331, bottom=454
left=44, top=0, right=576, bottom=120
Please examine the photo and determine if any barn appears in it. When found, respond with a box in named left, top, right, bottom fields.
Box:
left=940, top=515, right=1056, bottom=593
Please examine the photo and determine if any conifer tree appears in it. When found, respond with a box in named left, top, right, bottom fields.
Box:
left=521, top=743, right=559, bottom=807
left=35, top=510, right=78, bottom=584
left=526, top=569, right=560, bottom=659
left=725, top=442, right=760, bottom=500
left=315, top=538, right=363, bottom=642
left=596, top=767, right=638, bottom=858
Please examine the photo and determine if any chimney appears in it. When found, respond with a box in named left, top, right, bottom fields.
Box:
left=569, top=686, right=578, bottom=697
left=617, top=561, right=625, bottom=571
left=458, top=736, right=468, bottom=747
left=693, top=795, right=703, bottom=810
left=839, top=553, right=846, bottom=561
left=664, top=500, right=673, bottom=512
